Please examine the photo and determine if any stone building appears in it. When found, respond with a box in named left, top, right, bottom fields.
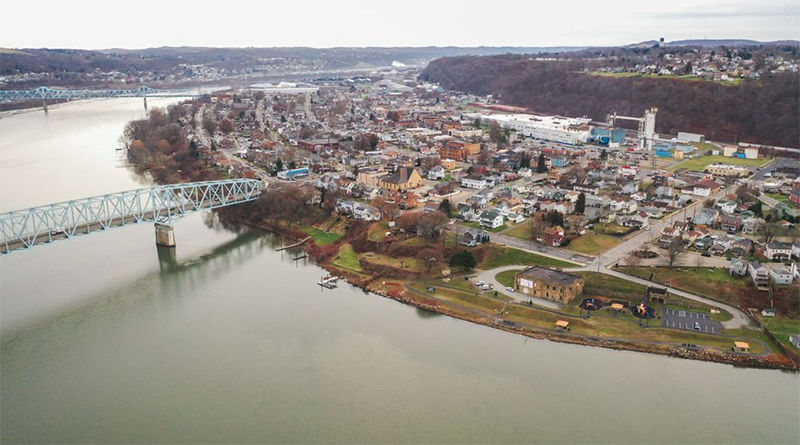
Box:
left=515, top=266, right=585, bottom=304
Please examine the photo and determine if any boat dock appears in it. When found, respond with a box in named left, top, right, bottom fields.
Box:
left=275, top=236, right=311, bottom=251
left=317, top=274, right=339, bottom=289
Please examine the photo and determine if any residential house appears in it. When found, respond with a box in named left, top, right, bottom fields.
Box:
left=460, top=229, right=490, bottom=247
left=456, top=203, right=478, bottom=221
left=720, top=214, right=743, bottom=233
left=514, top=266, right=585, bottom=304
left=692, top=208, right=719, bottom=228
left=768, top=263, right=794, bottom=284
left=506, top=212, right=525, bottom=224
left=660, top=225, right=682, bottom=243
left=479, top=210, right=504, bottom=229
left=729, top=258, right=749, bottom=277
left=427, top=166, right=445, bottom=180
left=689, top=179, right=722, bottom=197
left=748, top=261, right=770, bottom=289
left=461, top=175, right=488, bottom=189
left=766, top=241, right=792, bottom=261
left=541, top=225, right=566, bottom=247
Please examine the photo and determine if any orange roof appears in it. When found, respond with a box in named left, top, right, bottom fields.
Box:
left=734, top=341, right=750, bottom=349
left=610, top=303, right=624, bottom=310
left=555, top=320, right=569, bottom=328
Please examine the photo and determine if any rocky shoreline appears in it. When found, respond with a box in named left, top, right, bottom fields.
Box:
left=237, top=217, right=797, bottom=372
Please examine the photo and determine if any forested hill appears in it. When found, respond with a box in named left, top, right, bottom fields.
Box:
left=419, top=55, right=799, bottom=148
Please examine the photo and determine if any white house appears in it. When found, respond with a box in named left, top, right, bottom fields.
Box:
left=748, top=261, right=770, bottom=289
left=427, top=166, right=445, bottom=180
left=766, top=241, right=792, bottom=261
left=768, top=264, right=794, bottom=284
left=461, top=176, right=488, bottom=189
left=479, top=210, right=504, bottom=229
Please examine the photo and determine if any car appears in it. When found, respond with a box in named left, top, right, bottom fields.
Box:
left=763, top=172, right=772, bottom=177
left=426, top=286, right=436, bottom=293
left=505, top=286, right=514, bottom=292
left=693, top=322, right=701, bottom=331
left=475, top=280, right=485, bottom=286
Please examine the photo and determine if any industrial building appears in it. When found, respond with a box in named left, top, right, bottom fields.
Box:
left=465, top=112, right=592, bottom=145
left=514, top=266, right=585, bottom=303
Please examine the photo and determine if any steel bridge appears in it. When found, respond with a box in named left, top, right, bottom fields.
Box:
left=0, top=86, right=199, bottom=103
left=0, top=179, right=264, bottom=255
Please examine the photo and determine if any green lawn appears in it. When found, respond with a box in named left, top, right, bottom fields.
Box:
left=496, top=269, right=522, bottom=287
left=615, top=266, right=748, bottom=307
left=566, top=232, right=620, bottom=255
left=767, top=193, right=800, bottom=209
left=360, top=252, right=424, bottom=272
left=761, top=317, right=800, bottom=352
left=575, top=272, right=648, bottom=302
left=332, top=243, right=362, bottom=272
left=300, top=225, right=343, bottom=246
left=503, top=222, right=533, bottom=240
left=480, top=244, right=579, bottom=270
left=670, top=155, right=771, bottom=172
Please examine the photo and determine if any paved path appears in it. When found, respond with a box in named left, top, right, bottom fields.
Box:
left=473, top=265, right=561, bottom=310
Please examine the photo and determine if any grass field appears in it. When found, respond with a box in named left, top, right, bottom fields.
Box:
left=566, top=232, right=620, bottom=255
left=360, top=252, right=424, bottom=272
left=495, top=269, right=522, bottom=287
left=767, top=193, right=800, bottom=209
left=332, top=243, right=362, bottom=272
left=300, top=225, right=343, bottom=246
left=761, top=317, right=800, bottom=352
left=670, top=155, right=771, bottom=172
left=503, top=221, right=532, bottom=240
left=480, top=244, right=579, bottom=270
left=615, top=266, right=748, bottom=307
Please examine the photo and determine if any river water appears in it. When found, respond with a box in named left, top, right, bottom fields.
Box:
left=1, top=99, right=798, bottom=444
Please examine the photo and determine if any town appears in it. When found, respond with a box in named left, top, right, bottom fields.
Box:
left=125, top=66, right=800, bottom=369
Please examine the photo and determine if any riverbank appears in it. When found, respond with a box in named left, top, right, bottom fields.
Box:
left=124, top=101, right=796, bottom=371
left=235, top=216, right=796, bottom=371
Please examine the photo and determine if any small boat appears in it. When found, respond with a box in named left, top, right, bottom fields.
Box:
left=317, top=274, right=339, bottom=289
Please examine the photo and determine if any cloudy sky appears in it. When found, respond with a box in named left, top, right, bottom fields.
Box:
left=1, top=0, right=798, bottom=49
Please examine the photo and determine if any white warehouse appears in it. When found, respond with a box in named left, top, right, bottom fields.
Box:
left=466, top=112, right=592, bottom=145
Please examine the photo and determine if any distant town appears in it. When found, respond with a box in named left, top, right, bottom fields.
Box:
left=117, top=59, right=800, bottom=369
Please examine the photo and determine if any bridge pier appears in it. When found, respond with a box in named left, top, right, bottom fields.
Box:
left=156, top=244, right=178, bottom=272
left=155, top=223, right=176, bottom=247
left=143, top=95, right=148, bottom=110
left=42, top=98, right=48, bottom=113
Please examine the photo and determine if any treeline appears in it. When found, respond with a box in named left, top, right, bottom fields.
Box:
left=124, top=106, right=222, bottom=184
left=420, top=55, right=799, bottom=147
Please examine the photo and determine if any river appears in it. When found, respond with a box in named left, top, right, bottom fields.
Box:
left=1, top=99, right=798, bottom=444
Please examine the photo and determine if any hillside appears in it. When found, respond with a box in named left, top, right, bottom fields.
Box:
left=420, top=55, right=799, bottom=147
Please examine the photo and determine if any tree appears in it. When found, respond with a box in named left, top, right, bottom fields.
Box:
left=473, top=118, right=482, bottom=129
left=288, top=160, right=297, bottom=170
left=543, top=210, right=564, bottom=227
left=439, top=199, right=452, bottom=217
left=219, top=118, right=235, bottom=134
left=519, top=152, right=531, bottom=169
left=449, top=250, right=477, bottom=271
left=666, top=237, right=685, bottom=268
left=488, top=121, right=508, bottom=147
left=529, top=217, right=545, bottom=242
left=575, top=192, right=586, bottom=215
left=599, top=149, right=608, bottom=161
left=417, top=211, right=449, bottom=240
left=536, top=153, right=547, bottom=172
left=202, top=116, right=217, bottom=134
left=758, top=219, right=779, bottom=244
left=275, top=158, right=284, bottom=172
left=417, top=248, right=443, bottom=272
left=683, top=61, right=693, bottom=75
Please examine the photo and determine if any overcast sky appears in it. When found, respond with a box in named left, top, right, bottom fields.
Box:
left=1, top=0, right=798, bottom=49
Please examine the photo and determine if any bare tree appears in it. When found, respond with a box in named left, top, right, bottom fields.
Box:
left=417, top=248, right=444, bottom=272
left=758, top=220, right=779, bottom=244
left=666, top=238, right=685, bottom=268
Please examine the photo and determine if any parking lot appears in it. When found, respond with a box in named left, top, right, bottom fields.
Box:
left=661, top=308, right=722, bottom=335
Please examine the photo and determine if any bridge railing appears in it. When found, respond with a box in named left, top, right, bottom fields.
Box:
left=0, top=179, right=263, bottom=254
left=0, top=86, right=199, bottom=102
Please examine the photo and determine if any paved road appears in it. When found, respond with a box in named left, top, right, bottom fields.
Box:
left=473, top=265, right=562, bottom=310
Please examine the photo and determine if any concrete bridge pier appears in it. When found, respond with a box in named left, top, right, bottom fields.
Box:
left=42, top=98, right=48, bottom=113
left=143, top=95, right=148, bottom=110
left=155, top=223, right=176, bottom=247
left=156, top=244, right=178, bottom=273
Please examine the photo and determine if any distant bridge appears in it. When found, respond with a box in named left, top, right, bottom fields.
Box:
left=0, top=86, right=201, bottom=109
left=0, top=179, right=264, bottom=255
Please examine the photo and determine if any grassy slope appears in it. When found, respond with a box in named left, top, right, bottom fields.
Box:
left=566, top=232, right=620, bottom=255
left=616, top=266, right=747, bottom=307
left=480, top=244, right=578, bottom=270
